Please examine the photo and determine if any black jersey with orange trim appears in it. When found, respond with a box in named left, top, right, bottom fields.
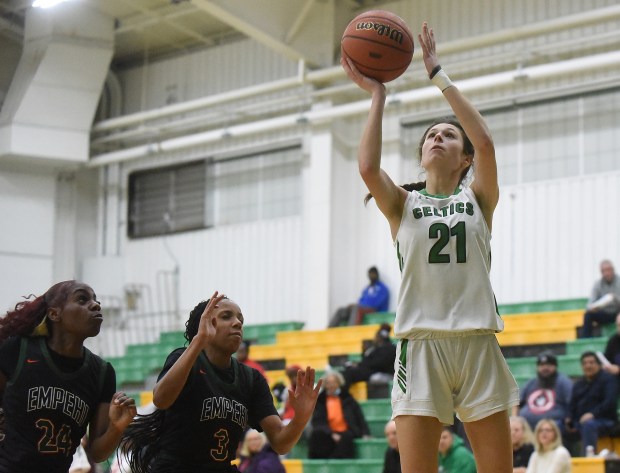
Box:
left=152, top=348, right=277, bottom=472
left=0, top=336, right=114, bottom=473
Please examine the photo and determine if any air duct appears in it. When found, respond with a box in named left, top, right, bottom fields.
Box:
left=0, top=2, right=114, bottom=165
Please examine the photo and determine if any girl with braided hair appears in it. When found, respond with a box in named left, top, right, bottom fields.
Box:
left=0, top=280, right=137, bottom=473
left=120, top=291, right=321, bottom=473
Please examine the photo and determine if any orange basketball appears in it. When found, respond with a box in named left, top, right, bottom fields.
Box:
left=341, top=10, right=414, bottom=83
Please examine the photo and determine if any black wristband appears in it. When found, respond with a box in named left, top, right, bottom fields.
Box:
left=429, top=65, right=442, bottom=80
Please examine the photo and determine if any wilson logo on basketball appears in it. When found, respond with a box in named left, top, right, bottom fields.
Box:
left=355, top=22, right=404, bottom=45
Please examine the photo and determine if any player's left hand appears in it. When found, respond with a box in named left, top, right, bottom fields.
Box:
left=288, top=366, right=322, bottom=421
left=109, top=391, right=137, bottom=430
left=418, top=21, right=440, bottom=77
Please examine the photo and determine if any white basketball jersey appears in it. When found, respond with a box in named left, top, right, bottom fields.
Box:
left=394, top=187, right=503, bottom=338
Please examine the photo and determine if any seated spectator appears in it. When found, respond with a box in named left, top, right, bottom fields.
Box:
left=383, top=420, right=401, bottom=473
left=308, top=370, right=370, bottom=459
left=238, top=429, right=285, bottom=473
left=329, top=266, right=390, bottom=327
left=272, top=364, right=302, bottom=424
left=236, top=340, right=267, bottom=379
left=342, top=323, right=396, bottom=388
left=515, top=352, right=573, bottom=432
left=565, top=351, right=618, bottom=456
left=510, top=416, right=535, bottom=473
left=437, top=426, right=476, bottom=473
left=526, top=419, right=571, bottom=473
left=580, top=259, right=620, bottom=338
left=601, top=313, right=620, bottom=376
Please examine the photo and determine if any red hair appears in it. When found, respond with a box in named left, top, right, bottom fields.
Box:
left=0, top=280, right=77, bottom=344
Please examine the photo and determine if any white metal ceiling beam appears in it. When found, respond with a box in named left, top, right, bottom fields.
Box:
left=190, top=0, right=314, bottom=65
left=285, top=0, right=316, bottom=44
left=128, top=2, right=216, bottom=47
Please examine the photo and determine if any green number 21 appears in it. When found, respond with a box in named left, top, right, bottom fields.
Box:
left=428, top=222, right=466, bottom=263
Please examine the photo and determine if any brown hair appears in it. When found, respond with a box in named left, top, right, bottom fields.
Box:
left=364, top=117, right=474, bottom=204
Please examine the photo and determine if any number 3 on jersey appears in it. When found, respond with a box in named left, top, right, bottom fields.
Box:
left=211, top=428, right=230, bottom=461
left=428, top=222, right=466, bottom=263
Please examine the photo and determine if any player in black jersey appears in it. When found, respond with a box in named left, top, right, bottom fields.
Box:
left=121, top=291, right=322, bottom=473
left=0, top=280, right=137, bottom=473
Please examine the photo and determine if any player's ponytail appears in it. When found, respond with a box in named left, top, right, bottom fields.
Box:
left=364, top=181, right=426, bottom=205
left=120, top=409, right=165, bottom=473
left=0, top=280, right=76, bottom=344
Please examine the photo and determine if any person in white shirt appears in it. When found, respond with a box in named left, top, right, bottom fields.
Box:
left=526, top=419, right=572, bottom=473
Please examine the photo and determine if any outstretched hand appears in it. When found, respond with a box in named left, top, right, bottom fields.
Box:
left=418, top=21, right=440, bottom=77
left=288, top=366, right=322, bottom=422
left=340, top=53, right=386, bottom=96
left=197, top=291, right=227, bottom=347
left=108, top=391, right=137, bottom=431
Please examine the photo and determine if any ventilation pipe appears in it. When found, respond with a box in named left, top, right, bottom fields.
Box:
left=0, top=2, right=114, bottom=165
left=88, top=50, right=620, bottom=167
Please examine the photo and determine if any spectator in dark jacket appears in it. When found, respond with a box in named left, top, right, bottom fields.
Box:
left=238, top=429, right=285, bottom=473
left=308, top=370, right=370, bottom=459
left=602, top=313, right=620, bottom=377
left=343, top=323, right=396, bottom=388
left=383, top=420, right=401, bottom=473
left=565, top=351, right=619, bottom=455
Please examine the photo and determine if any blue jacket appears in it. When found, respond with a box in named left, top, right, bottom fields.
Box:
left=358, top=280, right=389, bottom=311
left=569, top=369, right=618, bottom=422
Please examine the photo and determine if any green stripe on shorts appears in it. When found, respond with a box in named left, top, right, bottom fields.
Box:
left=397, top=339, right=408, bottom=393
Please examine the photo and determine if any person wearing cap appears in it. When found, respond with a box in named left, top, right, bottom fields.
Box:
left=515, top=352, right=573, bottom=432
left=565, top=351, right=618, bottom=456
left=342, top=323, right=396, bottom=389
left=601, top=313, right=620, bottom=376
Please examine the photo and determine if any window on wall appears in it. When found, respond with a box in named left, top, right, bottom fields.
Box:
left=400, top=87, right=620, bottom=187
left=128, top=145, right=302, bottom=238
left=212, top=146, right=302, bottom=225
left=128, top=160, right=209, bottom=238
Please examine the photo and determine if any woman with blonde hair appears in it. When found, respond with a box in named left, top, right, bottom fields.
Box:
left=238, top=429, right=285, bottom=473
left=510, top=416, right=534, bottom=473
left=526, top=419, right=572, bottom=473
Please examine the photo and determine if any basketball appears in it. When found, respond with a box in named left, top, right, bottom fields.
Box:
left=341, top=10, right=414, bottom=83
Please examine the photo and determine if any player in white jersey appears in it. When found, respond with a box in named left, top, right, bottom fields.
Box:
left=342, top=22, right=518, bottom=473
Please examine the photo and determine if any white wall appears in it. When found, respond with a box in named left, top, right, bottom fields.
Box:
left=0, top=168, right=56, bottom=312
left=492, top=172, right=620, bottom=304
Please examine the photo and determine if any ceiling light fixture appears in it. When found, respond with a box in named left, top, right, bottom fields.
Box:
left=32, top=0, right=71, bottom=8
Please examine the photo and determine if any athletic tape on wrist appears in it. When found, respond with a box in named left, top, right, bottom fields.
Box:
left=431, top=69, right=454, bottom=92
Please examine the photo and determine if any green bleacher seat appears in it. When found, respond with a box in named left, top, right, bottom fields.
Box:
left=362, top=312, right=394, bottom=325
left=498, top=298, right=587, bottom=315
left=360, top=399, right=391, bottom=418
left=243, top=321, right=305, bottom=345
left=366, top=416, right=390, bottom=437
left=303, top=459, right=383, bottom=473
left=506, top=357, right=537, bottom=378
left=565, top=337, right=607, bottom=356
left=557, top=354, right=584, bottom=377
left=602, top=323, right=617, bottom=338
left=354, top=438, right=386, bottom=459
left=159, top=331, right=184, bottom=347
